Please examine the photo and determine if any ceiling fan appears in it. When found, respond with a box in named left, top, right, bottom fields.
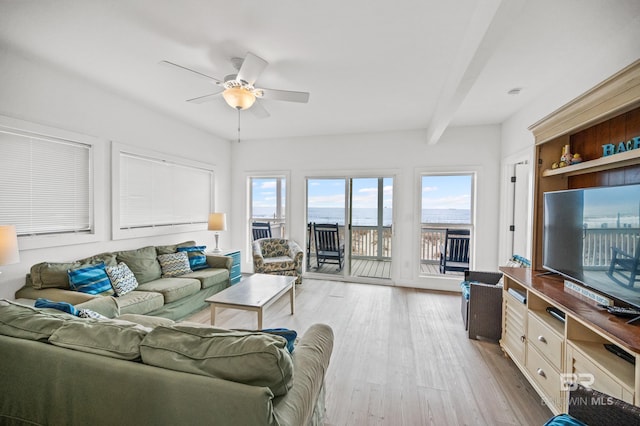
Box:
left=160, top=52, right=310, bottom=118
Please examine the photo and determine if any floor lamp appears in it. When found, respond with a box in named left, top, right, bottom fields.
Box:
left=0, top=225, right=20, bottom=276
left=208, top=213, right=227, bottom=254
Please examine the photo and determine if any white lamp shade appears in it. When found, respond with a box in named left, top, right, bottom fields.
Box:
left=0, top=225, right=20, bottom=266
left=208, top=213, right=227, bottom=231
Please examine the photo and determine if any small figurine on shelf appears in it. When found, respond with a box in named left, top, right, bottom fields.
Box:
left=572, top=153, right=583, bottom=164
left=551, top=162, right=559, bottom=169
left=560, top=144, right=573, bottom=166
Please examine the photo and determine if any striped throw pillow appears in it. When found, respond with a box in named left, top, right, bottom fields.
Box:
left=157, top=252, right=192, bottom=277
left=105, top=262, right=139, bottom=296
left=177, top=246, right=208, bottom=271
left=68, top=263, right=114, bottom=296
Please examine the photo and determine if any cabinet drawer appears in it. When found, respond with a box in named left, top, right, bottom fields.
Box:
left=231, top=264, right=241, bottom=276
left=528, top=313, right=563, bottom=370
left=526, top=344, right=562, bottom=410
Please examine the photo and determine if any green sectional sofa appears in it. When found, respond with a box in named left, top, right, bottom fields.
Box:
left=0, top=300, right=334, bottom=425
left=14, top=241, right=232, bottom=320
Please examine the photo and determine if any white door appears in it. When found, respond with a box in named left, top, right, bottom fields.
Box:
left=511, top=162, right=530, bottom=258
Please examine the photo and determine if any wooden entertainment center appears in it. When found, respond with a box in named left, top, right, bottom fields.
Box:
left=500, top=59, right=640, bottom=415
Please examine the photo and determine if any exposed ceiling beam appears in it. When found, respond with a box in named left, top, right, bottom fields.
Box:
left=426, top=0, right=526, bottom=145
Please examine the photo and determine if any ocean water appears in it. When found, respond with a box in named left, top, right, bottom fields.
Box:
left=254, top=207, right=470, bottom=226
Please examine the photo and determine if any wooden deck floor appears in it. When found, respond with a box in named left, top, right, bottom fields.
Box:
left=307, top=257, right=392, bottom=279
left=185, top=279, right=552, bottom=425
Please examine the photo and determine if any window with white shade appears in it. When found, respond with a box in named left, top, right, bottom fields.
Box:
left=0, top=129, right=91, bottom=235
left=0, top=115, right=104, bottom=249
left=112, top=143, right=214, bottom=239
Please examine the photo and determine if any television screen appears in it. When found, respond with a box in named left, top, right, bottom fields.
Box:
left=543, top=184, right=640, bottom=308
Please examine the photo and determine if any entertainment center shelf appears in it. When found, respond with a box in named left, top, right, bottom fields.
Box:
left=541, top=148, right=640, bottom=177
left=500, top=267, right=640, bottom=415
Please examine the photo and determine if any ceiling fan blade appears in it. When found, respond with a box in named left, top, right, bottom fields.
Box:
left=236, top=52, right=268, bottom=85
left=185, top=90, right=224, bottom=104
left=159, top=60, right=222, bottom=84
left=249, top=99, right=271, bottom=119
left=258, top=88, right=310, bottom=103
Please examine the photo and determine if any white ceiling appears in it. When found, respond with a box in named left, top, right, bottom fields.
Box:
left=1, top=0, right=639, bottom=142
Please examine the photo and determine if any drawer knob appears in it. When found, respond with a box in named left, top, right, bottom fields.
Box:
left=536, top=368, right=546, bottom=378
left=520, top=335, right=526, bottom=343
left=537, top=335, right=547, bottom=344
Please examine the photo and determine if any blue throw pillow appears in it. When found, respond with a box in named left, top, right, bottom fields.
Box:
left=35, top=298, right=79, bottom=316
left=68, top=262, right=115, bottom=296
left=177, top=246, right=209, bottom=271
left=262, top=328, right=298, bottom=353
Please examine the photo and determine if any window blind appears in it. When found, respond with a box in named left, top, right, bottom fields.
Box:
left=0, top=129, right=92, bottom=236
left=118, top=152, right=212, bottom=229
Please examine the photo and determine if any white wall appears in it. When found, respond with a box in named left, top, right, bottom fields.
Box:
left=0, top=46, right=232, bottom=300
left=499, top=51, right=640, bottom=261
left=231, top=125, right=502, bottom=291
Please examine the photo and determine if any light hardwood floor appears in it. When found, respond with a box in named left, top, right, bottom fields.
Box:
left=185, top=279, right=552, bottom=425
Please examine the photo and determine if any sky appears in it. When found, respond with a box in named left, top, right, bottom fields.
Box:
left=307, top=178, right=393, bottom=209
left=421, top=175, right=472, bottom=210
left=252, top=175, right=473, bottom=211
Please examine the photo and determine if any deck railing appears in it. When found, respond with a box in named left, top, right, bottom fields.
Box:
left=307, top=224, right=471, bottom=263
left=420, top=226, right=472, bottom=265
left=583, top=228, right=639, bottom=269
left=306, top=224, right=638, bottom=270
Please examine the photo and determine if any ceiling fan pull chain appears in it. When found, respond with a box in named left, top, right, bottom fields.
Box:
left=237, top=109, right=241, bottom=143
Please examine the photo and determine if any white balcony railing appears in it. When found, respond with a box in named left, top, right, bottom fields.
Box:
left=583, top=228, right=639, bottom=269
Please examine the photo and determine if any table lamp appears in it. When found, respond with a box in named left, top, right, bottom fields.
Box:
left=0, top=225, right=20, bottom=275
left=208, top=213, right=227, bottom=254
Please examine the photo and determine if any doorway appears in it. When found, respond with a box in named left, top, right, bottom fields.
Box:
left=306, top=176, right=393, bottom=281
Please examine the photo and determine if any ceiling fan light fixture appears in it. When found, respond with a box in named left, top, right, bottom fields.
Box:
left=222, top=87, right=256, bottom=110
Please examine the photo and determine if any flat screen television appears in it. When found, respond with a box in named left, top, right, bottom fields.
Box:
left=543, top=184, right=640, bottom=308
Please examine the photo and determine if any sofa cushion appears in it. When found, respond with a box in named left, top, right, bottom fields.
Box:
left=116, top=291, right=164, bottom=315
left=117, top=314, right=175, bottom=328
left=140, top=324, right=294, bottom=396
left=68, top=263, right=115, bottom=296
left=261, top=256, right=296, bottom=273
left=135, top=277, right=201, bottom=303
left=177, top=246, right=209, bottom=271
left=0, top=299, right=76, bottom=341
left=34, top=298, right=79, bottom=316
left=155, top=240, right=197, bottom=255
left=180, top=268, right=229, bottom=289
left=30, top=261, right=79, bottom=289
left=49, top=318, right=151, bottom=360
left=77, top=252, right=118, bottom=268
left=75, top=296, right=120, bottom=318
left=106, top=262, right=139, bottom=296
left=116, top=246, right=162, bottom=284
left=157, top=252, right=192, bottom=277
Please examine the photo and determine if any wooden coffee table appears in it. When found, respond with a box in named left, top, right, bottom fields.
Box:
left=205, top=273, right=296, bottom=329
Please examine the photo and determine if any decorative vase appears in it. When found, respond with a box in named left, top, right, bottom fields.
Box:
left=560, top=144, right=573, bottom=165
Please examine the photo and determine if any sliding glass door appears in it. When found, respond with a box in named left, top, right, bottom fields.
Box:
left=306, top=176, right=393, bottom=281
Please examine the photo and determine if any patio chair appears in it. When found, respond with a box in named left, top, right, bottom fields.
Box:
left=607, top=238, right=640, bottom=288
left=439, top=228, right=470, bottom=274
left=252, top=222, right=272, bottom=241
left=460, top=270, right=503, bottom=341
left=566, top=384, right=640, bottom=425
left=313, top=222, right=345, bottom=271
